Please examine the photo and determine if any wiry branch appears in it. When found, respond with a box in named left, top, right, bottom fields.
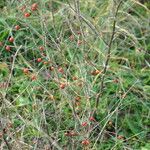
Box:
left=95, top=1, right=123, bottom=110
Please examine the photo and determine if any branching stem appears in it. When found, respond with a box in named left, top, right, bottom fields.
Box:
left=95, top=1, right=122, bottom=110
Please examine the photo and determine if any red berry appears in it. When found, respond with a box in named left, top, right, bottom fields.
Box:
left=60, top=83, right=66, bottom=89
left=77, top=40, right=82, bottom=46
left=39, top=46, right=44, bottom=51
left=77, top=31, right=81, bottom=35
left=37, top=58, right=42, bottom=62
left=31, top=75, right=37, bottom=81
left=43, top=61, right=48, bottom=65
left=89, top=117, right=95, bottom=122
left=5, top=46, right=11, bottom=51
left=58, top=67, right=64, bottom=73
left=75, top=96, right=81, bottom=101
left=50, top=66, right=54, bottom=71
left=72, top=76, right=78, bottom=80
left=24, top=13, right=31, bottom=17
left=70, top=131, right=78, bottom=136
left=81, top=122, right=88, bottom=127
left=9, top=37, right=14, bottom=43
left=117, top=135, right=124, bottom=140
left=113, top=79, right=119, bottom=83
left=15, top=25, right=20, bottom=30
left=31, top=7, right=37, bottom=11
left=81, top=139, right=90, bottom=145
left=91, top=70, right=101, bottom=76
left=23, top=68, right=29, bottom=74
left=65, top=131, right=78, bottom=136
left=69, top=35, right=74, bottom=41
left=31, top=3, right=38, bottom=11
left=20, top=5, right=26, bottom=12
left=95, top=70, right=101, bottom=75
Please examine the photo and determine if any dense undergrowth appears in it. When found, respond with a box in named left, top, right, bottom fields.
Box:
left=0, top=0, right=150, bottom=149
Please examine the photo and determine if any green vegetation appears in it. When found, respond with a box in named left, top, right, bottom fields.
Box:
left=0, top=0, right=149, bottom=149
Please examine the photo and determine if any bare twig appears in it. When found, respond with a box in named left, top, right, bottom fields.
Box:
left=95, top=1, right=123, bottom=110
left=67, top=0, right=108, bottom=46
left=5, top=45, right=22, bottom=92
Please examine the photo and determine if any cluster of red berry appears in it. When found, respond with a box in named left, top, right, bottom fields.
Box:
left=0, top=3, right=39, bottom=52
left=69, top=31, right=85, bottom=46
left=1, top=26, right=20, bottom=51
left=21, top=3, right=38, bottom=18
left=64, top=116, right=96, bottom=146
